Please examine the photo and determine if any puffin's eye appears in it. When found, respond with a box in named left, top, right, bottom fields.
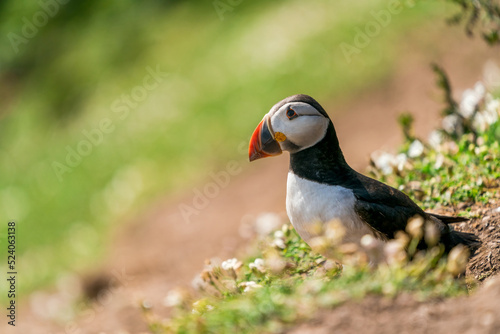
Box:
left=286, top=108, right=298, bottom=120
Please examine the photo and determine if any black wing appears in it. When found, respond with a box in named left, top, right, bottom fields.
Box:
left=427, top=213, right=468, bottom=224
left=346, top=171, right=428, bottom=239
left=341, top=171, right=478, bottom=250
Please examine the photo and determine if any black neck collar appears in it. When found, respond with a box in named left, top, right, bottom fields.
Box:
left=289, top=122, right=353, bottom=185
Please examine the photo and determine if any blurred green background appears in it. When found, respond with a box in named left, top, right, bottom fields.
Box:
left=0, top=0, right=466, bottom=296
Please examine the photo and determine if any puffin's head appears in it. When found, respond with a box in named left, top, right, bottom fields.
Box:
left=249, top=94, right=330, bottom=161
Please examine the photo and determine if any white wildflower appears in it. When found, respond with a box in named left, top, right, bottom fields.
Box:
left=249, top=258, right=266, bottom=273
left=424, top=221, right=440, bottom=247
left=361, top=234, right=385, bottom=265
left=273, top=238, right=286, bottom=249
left=221, top=258, right=242, bottom=271
left=395, top=153, right=407, bottom=171
left=191, top=274, right=208, bottom=291
left=474, top=99, right=499, bottom=133
left=474, top=106, right=496, bottom=132
left=324, top=220, right=346, bottom=245
left=485, top=94, right=500, bottom=115
left=428, top=130, right=443, bottom=150
left=459, top=82, right=486, bottom=118
left=309, top=236, right=329, bottom=254
left=192, top=299, right=214, bottom=314
left=255, top=212, right=282, bottom=236
left=434, top=154, right=445, bottom=169
left=163, top=289, right=186, bottom=307
left=447, top=245, right=470, bottom=276
left=360, top=234, right=377, bottom=249
left=273, top=230, right=284, bottom=239
left=384, top=240, right=407, bottom=265
left=371, top=151, right=395, bottom=175
left=406, top=215, right=424, bottom=239
left=239, top=281, right=262, bottom=292
left=473, top=112, right=491, bottom=133
left=407, top=140, right=424, bottom=158
left=471, top=91, right=499, bottom=132
left=442, top=114, right=462, bottom=135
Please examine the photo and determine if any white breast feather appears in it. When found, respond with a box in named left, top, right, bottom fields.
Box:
left=286, top=172, right=374, bottom=244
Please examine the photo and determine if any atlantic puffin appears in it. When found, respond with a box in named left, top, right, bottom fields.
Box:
left=248, top=94, right=480, bottom=252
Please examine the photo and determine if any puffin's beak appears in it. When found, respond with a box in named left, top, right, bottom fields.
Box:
left=249, top=115, right=283, bottom=162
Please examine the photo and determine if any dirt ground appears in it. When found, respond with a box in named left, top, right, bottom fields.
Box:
left=4, top=30, right=500, bottom=334
left=463, top=205, right=500, bottom=281
left=288, top=275, right=500, bottom=334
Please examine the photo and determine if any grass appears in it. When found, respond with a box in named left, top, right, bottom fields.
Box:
left=372, top=126, right=500, bottom=210
left=0, top=0, right=462, bottom=299
left=152, top=218, right=469, bottom=333
left=160, top=249, right=464, bottom=334
left=372, top=110, right=500, bottom=211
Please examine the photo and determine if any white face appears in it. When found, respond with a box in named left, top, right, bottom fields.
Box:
left=269, top=102, right=330, bottom=153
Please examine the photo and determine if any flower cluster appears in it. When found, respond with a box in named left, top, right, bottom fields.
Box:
left=453, top=82, right=499, bottom=134
left=249, top=258, right=266, bottom=273
left=157, top=217, right=472, bottom=333
left=371, top=81, right=499, bottom=177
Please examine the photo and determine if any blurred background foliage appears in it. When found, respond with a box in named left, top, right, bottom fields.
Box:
left=0, top=0, right=497, bottom=297
left=447, top=0, right=500, bottom=44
